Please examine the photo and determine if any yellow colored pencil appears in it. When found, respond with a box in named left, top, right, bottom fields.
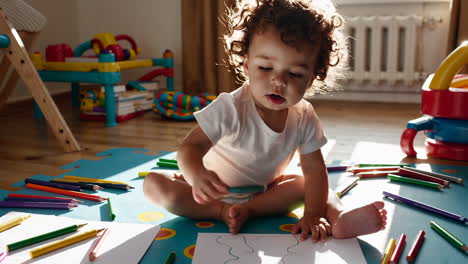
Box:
left=0, top=215, right=31, bottom=232
left=138, top=172, right=151, bottom=177
left=380, top=238, right=396, bottom=264
left=63, top=176, right=127, bottom=185
left=30, top=228, right=105, bottom=258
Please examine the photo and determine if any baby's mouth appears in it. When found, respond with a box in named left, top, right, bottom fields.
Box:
left=266, top=94, right=286, bottom=105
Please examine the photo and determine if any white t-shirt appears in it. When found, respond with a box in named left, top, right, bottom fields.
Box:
left=194, top=83, right=327, bottom=187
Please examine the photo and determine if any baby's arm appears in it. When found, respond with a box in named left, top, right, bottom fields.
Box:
left=177, top=125, right=229, bottom=204
left=293, top=149, right=331, bottom=241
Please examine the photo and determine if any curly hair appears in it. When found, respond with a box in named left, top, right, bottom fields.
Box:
left=223, top=0, right=348, bottom=95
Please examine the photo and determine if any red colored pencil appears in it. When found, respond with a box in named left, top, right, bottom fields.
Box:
left=347, top=166, right=401, bottom=174
left=356, top=170, right=399, bottom=178
left=390, top=233, right=406, bottom=264
left=7, top=193, right=83, bottom=203
left=25, top=184, right=107, bottom=202
left=407, top=230, right=425, bottom=262
left=397, top=168, right=450, bottom=187
left=89, top=228, right=109, bottom=261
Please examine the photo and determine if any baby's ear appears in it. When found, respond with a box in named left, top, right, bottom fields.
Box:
left=242, top=56, right=249, bottom=75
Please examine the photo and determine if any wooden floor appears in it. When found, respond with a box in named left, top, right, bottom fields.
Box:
left=0, top=93, right=463, bottom=191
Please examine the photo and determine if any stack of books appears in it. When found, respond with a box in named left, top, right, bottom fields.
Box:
left=79, top=84, right=154, bottom=122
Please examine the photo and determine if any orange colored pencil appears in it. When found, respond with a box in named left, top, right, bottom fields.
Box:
left=25, top=184, right=106, bottom=202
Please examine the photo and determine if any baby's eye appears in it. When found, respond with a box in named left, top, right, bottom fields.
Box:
left=289, top=72, right=303, bottom=78
left=259, top=66, right=272, bottom=71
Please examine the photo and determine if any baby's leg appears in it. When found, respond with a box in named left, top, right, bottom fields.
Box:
left=325, top=192, right=387, bottom=239
left=143, top=172, right=225, bottom=220
left=224, top=175, right=306, bottom=234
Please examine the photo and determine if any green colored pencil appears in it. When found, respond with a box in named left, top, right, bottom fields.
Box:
left=387, top=174, right=444, bottom=190
left=156, top=161, right=179, bottom=169
left=159, top=158, right=178, bottom=164
left=430, top=220, right=468, bottom=252
left=164, top=251, right=176, bottom=264
left=7, top=223, right=87, bottom=252
left=228, top=185, right=264, bottom=193
left=108, top=197, right=116, bottom=221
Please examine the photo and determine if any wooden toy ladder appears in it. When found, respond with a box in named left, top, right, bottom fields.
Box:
left=0, top=9, right=80, bottom=152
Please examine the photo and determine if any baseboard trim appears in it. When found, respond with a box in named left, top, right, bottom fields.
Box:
left=310, top=91, right=421, bottom=103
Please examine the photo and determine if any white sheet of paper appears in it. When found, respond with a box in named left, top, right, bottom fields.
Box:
left=0, top=212, right=160, bottom=264
left=193, top=233, right=366, bottom=264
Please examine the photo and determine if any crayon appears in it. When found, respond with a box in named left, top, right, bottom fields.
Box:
left=387, top=174, right=444, bottom=190
left=406, top=230, right=425, bottom=262
left=159, top=158, right=178, bottom=164
left=383, top=191, right=467, bottom=224
left=156, top=161, right=179, bottom=169
left=430, top=221, right=468, bottom=252
left=108, top=198, right=116, bottom=221
left=164, top=251, right=176, bottom=264
left=0, top=215, right=30, bottom=232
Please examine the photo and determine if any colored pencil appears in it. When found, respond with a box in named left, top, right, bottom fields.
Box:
left=380, top=238, right=396, bottom=264
left=7, top=223, right=87, bottom=252
left=51, top=179, right=103, bottom=191
left=138, top=172, right=151, bottom=177
left=406, top=230, right=425, bottom=262
left=63, top=175, right=128, bottom=185
left=228, top=185, right=264, bottom=193
left=26, top=183, right=107, bottom=202
left=159, top=158, right=178, bottom=164
left=0, top=201, right=76, bottom=210
left=403, top=167, right=463, bottom=184
left=24, top=178, right=81, bottom=191
left=89, top=228, right=109, bottom=261
left=336, top=178, right=359, bottom=198
left=30, top=228, right=105, bottom=258
left=383, top=191, right=468, bottom=224
left=358, top=164, right=409, bottom=167
left=164, top=251, right=176, bottom=264
left=347, top=166, right=402, bottom=174
left=430, top=221, right=468, bottom=252
left=0, top=251, right=6, bottom=263
left=0, top=215, right=30, bottom=233
left=397, top=168, right=450, bottom=187
left=108, top=197, right=115, bottom=220
left=7, top=194, right=82, bottom=203
left=326, top=166, right=349, bottom=172
left=79, top=182, right=133, bottom=190
left=390, top=233, right=406, bottom=264
left=387, top=174, right=444, bottom=190
left=356, top=170, right=399, bottom=178
left=156, top=161, right=179, bottom=169
left=5, top=197, right=81, bottom=204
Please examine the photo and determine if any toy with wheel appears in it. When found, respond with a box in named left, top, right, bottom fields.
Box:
left=152, top=91, right=216, bottom=121
left=401, top=41, right=468, bottom=160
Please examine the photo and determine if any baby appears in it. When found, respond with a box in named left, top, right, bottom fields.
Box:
left=144, top=0, right=386, bottom=241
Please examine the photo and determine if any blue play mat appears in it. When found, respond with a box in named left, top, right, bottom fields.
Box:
left=0, top=148, right=467, bottom=263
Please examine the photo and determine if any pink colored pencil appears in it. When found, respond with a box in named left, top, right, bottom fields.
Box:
left=89, top=228, right=109, bottom=261
left=0, top=251, right=7, bottom=263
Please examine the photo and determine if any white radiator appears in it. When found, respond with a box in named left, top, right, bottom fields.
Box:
left=345, top=15, right=424, bottom=91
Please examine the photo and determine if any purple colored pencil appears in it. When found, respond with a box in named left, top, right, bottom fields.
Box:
left=24, top=179, right=81, bottom=191
left=327, top=166, right=349, bottom=172
left=383, top=191, right=468, bottom=224
left=0, top=201, right=76, bottom=210
left=4, top=197, right=79, bottom=203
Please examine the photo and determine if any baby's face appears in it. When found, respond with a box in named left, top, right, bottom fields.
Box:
left=243, top=25, right=318, bottom=111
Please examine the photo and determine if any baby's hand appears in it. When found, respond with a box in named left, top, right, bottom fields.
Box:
left=293, top=214, right=331, bottom=242
left=192, top=169, right=228, bottom=204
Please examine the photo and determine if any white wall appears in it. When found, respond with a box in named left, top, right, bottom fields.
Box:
left=5, top=0, right=181, bottom=102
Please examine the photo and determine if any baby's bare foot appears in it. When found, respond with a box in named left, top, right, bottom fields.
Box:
left=332, top=201, right=387, bottom=239
left=221, top=204, right=250, bottom=234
